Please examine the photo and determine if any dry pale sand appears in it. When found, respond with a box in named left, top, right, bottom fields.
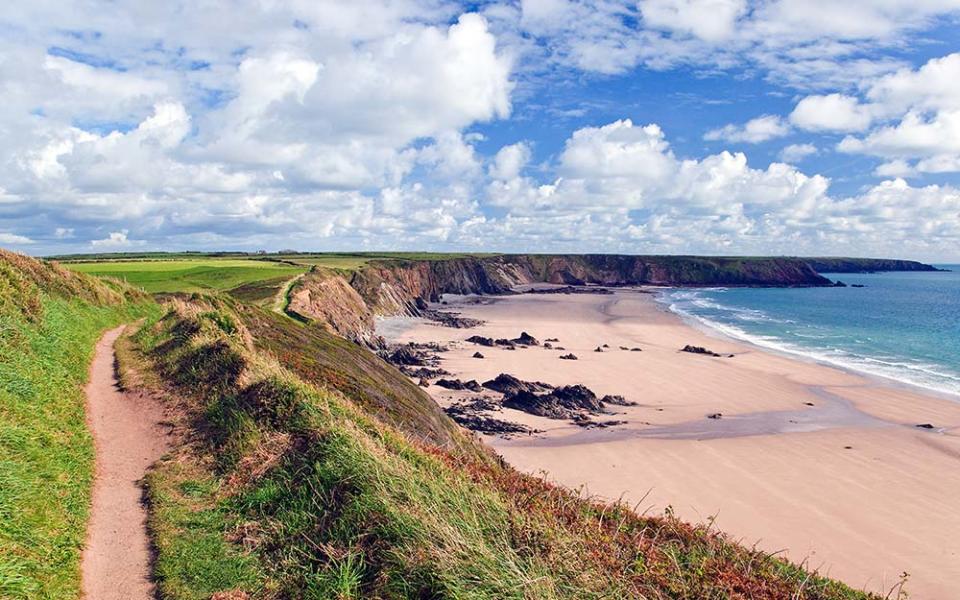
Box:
left=82, top=326, right=171, bottom=600
left=385, top=290, right=960, bottom=598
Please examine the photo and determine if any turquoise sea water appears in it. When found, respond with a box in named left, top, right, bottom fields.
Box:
left=661, top=266, right=960, bottom=398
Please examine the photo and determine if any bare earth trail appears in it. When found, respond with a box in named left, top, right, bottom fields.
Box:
left=81, top=326, right=170, bottom=600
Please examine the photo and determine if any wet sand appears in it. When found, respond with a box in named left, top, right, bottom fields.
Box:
left=385, top=289, right=960, bottom=598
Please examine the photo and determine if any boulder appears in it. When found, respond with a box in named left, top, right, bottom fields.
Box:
left=482, top=373, right=553, bottom=395
left=511, top=331, right=540, bottom=346
left=559, top=353, right=578, bottom=360
left=601, top=394, right=637, bottom=406
left=681, top=345, right=722, bottom=357
left=436, top=378, right=483, bottom=392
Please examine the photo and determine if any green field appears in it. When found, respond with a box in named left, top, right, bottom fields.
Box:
left=273, top=252, right=497, bottom=270
left=58, top=252, right=497, bottom=294
left=64, top=259, right=308, bottom=294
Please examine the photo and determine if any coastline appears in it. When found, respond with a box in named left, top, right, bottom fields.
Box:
left=382, top=288, right=960, bottom=597
left=657, top=288, right=960, bottom=404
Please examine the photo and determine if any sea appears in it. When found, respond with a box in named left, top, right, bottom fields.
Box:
left=661, top=266, right=960, bottom=398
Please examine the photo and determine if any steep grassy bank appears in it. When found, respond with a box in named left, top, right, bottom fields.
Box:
left=0, top=251, right=156, bottom=599
left=127, top=294, right=877, bottom=599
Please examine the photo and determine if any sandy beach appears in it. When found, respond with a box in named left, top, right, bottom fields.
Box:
left=384, top=288, right=960, bottom=598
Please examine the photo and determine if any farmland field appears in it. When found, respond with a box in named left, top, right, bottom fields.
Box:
left=63, top=259, right=307, bottom=294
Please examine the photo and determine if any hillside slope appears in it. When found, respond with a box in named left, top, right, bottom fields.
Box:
left=123, top=293, right=876, bottom=599
left=0, top=251, right=155, bottom=599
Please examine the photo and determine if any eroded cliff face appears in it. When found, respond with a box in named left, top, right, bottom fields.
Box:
left=348, top=255, right=834, bottom=315
left=293, top=254, right=937, bottom=341
left=348, top=258, right=523, bottom=316
left=286, top=267, right=375, bottom=341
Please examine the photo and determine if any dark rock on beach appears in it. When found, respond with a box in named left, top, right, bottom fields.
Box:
left=559, top=353, right=577, bottom=360
left=523, top=286, right=614, bottom=295
left=465, top=335, right=495, bottom=347
left=916, top=423, right=935, bottom=429
left=681, top=345, right=730, bottom=358
left=399, top=366, right=449, bottom=379
left=601, top=394, right=637, bottom=407
left=445, top=408, right=537, bottom=436
left=573, top=416, right=628, bottom=429
left=503, top=384, right=607, bottom=420
left=423, top=309, right=484, bottom=328
left=436, top=378, right=483, bottom=392
left=707, top=413, right=723, bottom=419
left=512, top=331, right=540, bottom=346
left=472, top=351, right=484, bottom=359
left=482, top=373, right=553, bottom=395
left=387, top=346, right=428, bottom=365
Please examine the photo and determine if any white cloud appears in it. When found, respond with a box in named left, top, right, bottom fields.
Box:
left=508, top=0, right=960, bottom=87
left=779, top=143, right=818, bottom=163
left=90, top=230, right=140, bottom=248
left=839, top=110, right=960, bottom=159
left=790, top=94, right=875, bottom=132
left=875, top=159, right=914, bottom=178
left=0, top=233, right=34, bottom=245
left=639, top=0, right=747, bottom=42
left=0, top=1, right=957, bottom=259
left=799, top=53, right=960, bottom=173
left=489, top=142, right=532, bottom=180
left=705, top=115, right=791, bottom=143
left=865, top=51, right=960, bottom=114
left=486, top=119, right=959, bottom=257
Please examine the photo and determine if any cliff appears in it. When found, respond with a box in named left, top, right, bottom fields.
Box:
left=802, top=257, right=944, bottom=273
left=349, top=254, right=833, bottom=315
left=285, top=267, right=375, bottom=341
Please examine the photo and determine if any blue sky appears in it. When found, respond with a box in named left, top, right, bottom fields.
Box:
left=1, top=1, right=959, bottom=260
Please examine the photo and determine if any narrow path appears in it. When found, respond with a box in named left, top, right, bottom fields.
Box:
left=81, top=326, right=170, bottom=600
left=273, top=272, right=306, bottom=316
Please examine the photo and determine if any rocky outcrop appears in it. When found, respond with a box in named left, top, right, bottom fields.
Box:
left=482, top=373, right=553, bottom=395
left=502, top=385, right=607, bottom=419
left=681, top=345, right=733, bottom=358
left=286, top=267, right=374, bottom=342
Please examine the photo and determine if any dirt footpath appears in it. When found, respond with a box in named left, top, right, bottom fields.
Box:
left=81, top=326, right=170, bottom=599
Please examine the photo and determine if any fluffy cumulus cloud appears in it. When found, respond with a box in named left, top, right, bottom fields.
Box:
left=779, top=143, right=818, bottom=163
left=820, top=54, right=960, bottom=175
left=485, top=119, right=960, bottom=256
left=705, top=115, right=791, bottom=143
left=0, top=0, right=958, bottom=259
left=790, top=94, right=876, bottom=133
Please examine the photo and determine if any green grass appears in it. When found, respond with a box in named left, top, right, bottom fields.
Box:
left=145, top=458, right=268, bottom=600
left=0, top=251, right=156, bottom=599
left=64, top=259, right=307, bottom=294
